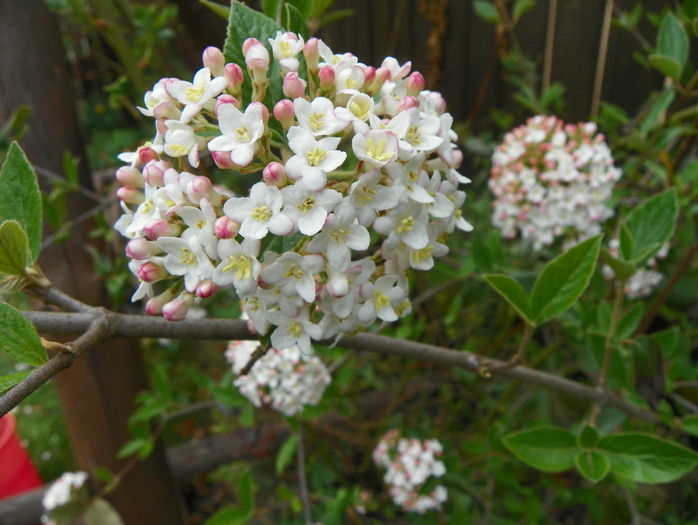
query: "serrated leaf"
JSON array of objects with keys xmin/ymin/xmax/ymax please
[
  {"xmin": 577, "ymin": 425, "xmax": 600, "ymax": 448},
  {"xmin": 617, "ymin": 303, "xmax": 644, "ymax": 339},
  {"xmin": 0, "ymin": 142, "xmax": 42, "ymax": 262},
  {"xmin": 530, "ymin": 236, "xmax": 602, "ymax": 323},
  {"xmin": 0, "ymin": 302, "xmax": 47, "ymax": 366},
  {"xmin": 652, "ymin": 12, "xmax": 689, "ymax": 79},
  {"xmin": 575, "ymin": 450, "xmax": 610, "ymax": 483},
  {"xmin": 275, "ymin": 433, "xmax": 299, "ymax": 473},
  {"xmin": 619, "ymin": 189, "xmax": 678, "ymax": 265},
  {"xmin": 502, "ymin": 426, "xmax": 579, "ymax": 472},
  {"xmin": 483, "ymin": 274, "xmax": 534, "ymax": 325},
  {"xmin": 681, "ymin": 415, "xmax": 698, "ymax": 437},
  {"xmin": 0, "ymin": 220, "xmax": 30, "ymax": 276},
  {"xmin": 473, "ymin": 0, "xmax": 499, "ymax": 24},
  {"xmin": 283, "ymin": 3, "xmax": 308, "ymax": 38},
  {"xmin": 0, "ymin": 371, "xmax": 30, "ymax": 393},
  {"xmin": 200, "ymin": 0, "xmax": 229, "ymax": 19},
  {"xmin": 599, "ymin": 432, "xmax": 698, "ymax": 483}
]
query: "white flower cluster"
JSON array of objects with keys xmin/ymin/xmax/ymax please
[
  {"xmin": 372, "ymin": 430, "xmax": 447, "ymax": 513},
  {"xmin": 41, "ymin": 471, "xmax": 88, "ymax": 515},
  {"xmin": 490, "ymin": 115, "xmax": 621, "ymax": 249},
  {"xmin": 225, "ymin": 339, "xmax": 330, "ymax": 416},
  {"xmin": 113, "ymin": 32, "xmax": 471, "ymax": 349},
  {"xmin": 602, "ymin": 239, "xmax": 668, "ymax": 299}
]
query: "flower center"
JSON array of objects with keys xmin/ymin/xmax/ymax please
[
  {"xmin": 168, "ymin": 144, "xmax": 189, "ymax": 156},
  {"xmin": 235, "ymin": 126, "xmax": 251, "ymax": 143},
  {"xmin": 355, "ymin": 185, "xmax": 376, "ymax": 205},
  {"xmin": 251, "ymin": 205, "xmax": 272, "ymax": 221},
  {"xmin": 288, "ymin": 321, "xmax": 303, "ymax": 337},
  {"xmin": 396, "ymin": 216, "xmax": 414, "ymax": 233},
  {"xmin": 410, "ymin": 245, "xmax": 433, "ymax": 264},
  {"xmin": 278, "ymin": 40, "xmax": 293, "ymax": 57},
  {"xmin": 196, "ymin": 220, "xmax": 207, "ymax": 229},
  {"xmin": 305, "ymin": 146, "xmax": 327, "ymax": 167},
  {"xmin": 349, "ymin": 99, "xmax": 370, "ymax": 120},
  {"xmin": 285, "ymin": 265, "xmax": 305, "ymax": 280},
  {"xmin": 222, "ymin": 255, "xmax": 252, "ymax": 280},
  {"xmin": 296, "ymin": 196, "xmax": 315, "ymax": 213},
  {"xmin": 330, "ymin": 228, "xmax": 349, "ymax": 243},
  {"xmin": 179, "ymin": 247, "xmax": 195, "ymax": 265},
  {"xmin": 406, "ymin": 125, "xmax": 421, "ymax": 146},
  {"xmin": 366, "ymin": 138, "xmax": 393, "ymax": 162},
  {"xmin": 308, "ymin": 112, "xmax": 325, "ymax": 132},
  {"xmin": 373, "ymin": 291, "xmax": 390, "ymax": 310},
  {"xmin": 185, "ymin": 85, "xmax": 206, "ymax": 102}
]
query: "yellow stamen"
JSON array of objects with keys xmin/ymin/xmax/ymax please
[
  {"xmin": 222, "ymin": 255, "xmax": 252, "ymax": 280},
  {"xmin": 251, "ymin": 205, "xmax": 272, "ymax": 221},
  {"xmin": 235, "ymin": 127, "xmax": 251, "ymax": 143},
  {"xmin": 296, "ymin": 196, "xmax": 315, "ymax": 213},
  {"xmin": 406, "ymin": 125, "xmax": 421, "ymax": 146},
  {"xmin": 185, "ymin": 85, "xmax": 206, "ymax": 102},
  {"xmin": 288, "ymin": 321, "xmax": 303, "ymax": 337},
  {"xmin": 373, "ymin": 291, "xmax": 390, "ymax": 310},
  {"xmin": 308, "ymin": 112, "xmax": 325, "ymax": 132},
  {"xmin": 330, "ymin": 228, "xmax": 349, "ymax": 243},
  {"xmin": 179, "ymin": 247, "xmax": 195, "ymax": 265},
  {"xmin": 366, "ymin": 138, "xmax": 393, "ymax": 162},
  {"xmin": 355, "ymin": 186, "xmax": 376, "ymax": 205},
  {"xmin": 168, "ymin": 144, "xmax": 189, "ymax": 156},
  {"xmin": 285, "ymin": 265, "xmax": 305, "ymax": 280},
  {"xmin": 305, "ymin": 146, "xmax": 327, "ymax": 167},
  {"xmin": 410, "ymin": 245, "xmax": 433, "ymax": 265},
  {"xmin": 396, "ymin": 216, "xmax": 414, "ymax": 233}
]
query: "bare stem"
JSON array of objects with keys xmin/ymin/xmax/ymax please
[
  {"xmin": 591, "ymin": 0, "xmax": 614, "ymax": 117},
  {"xmin": 296, "ymin": 426, "xmax": 313, "ymax": 524}
]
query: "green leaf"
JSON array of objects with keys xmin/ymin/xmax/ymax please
[
  {"xmin": 649, "ymin": 12, "xmax": 689, "ymax": 79},
  {"xmin": 275, "ymin": 433, "xmax": 299, "ymax": 474},
  {"xmin": 577, "ymin": 425, "xmax": 600, "ymax": 448},
  {"xmin": 502, "ymin": 426, "xmax": 579, "ymax": 472},
  {"xmin": 83, "ymin": 498, "xmax": 125, "ymax": 525},
  {"xmin": 530, "ymin": 236, "xmax": 602, "ymax": 323},
  {"xmin": 483, "ymin": 274, "xmax": 534, "ymax": 324},
  {"xmin": 237, "ymin": 468, "xmax": 255, "ymax": 511},
  {"xmin": 599, "ymin": 432, "xmax": 698, "ymax": 483},
  {"xmin": 0, "ymin": 142, "xmax": 42, "ymax": 262},
  {"xmin": 287, "ymin": 0, "xmax": 313, "ymax": 18},
  {"xmin": 639, "ymin": 90, "xmax": 675, "ymax": 132},
  {"xmin": 283, "ymin": 2, "xmax": 308, "ymax": 38},
  {"xmin": 0, "ymin": 302, "xmax": 47, "ymax": 366},
  {"xmin": 619, "ymin": 189, "xmax": 678, "ymax": 265},
  {"xmin": 681, "ymin": 415, "xmax": 698, "ymax": 437},
  {"xmin": 204, "ymin": 506, "xmax": 253, "ymax": 525},
  {"xmin": 600, "ymin": 248, "xmax": 637, "ymax": 282},
  {"xmin": 116, "ymin": 438, "xmax": 150, "ymax": 459},
  {"xmin": 261, "ymin": 0, "xmax": 283, "ymax": 21},
  {"xmin": 512, "ymin": 0, "xmax": 535, "ymax": 23},
  {"xmin": 575, "ymin": 450, "xmax": 610, "ymax": 483},
  {"xmin": 0, "ymin": 220, "xmax": 30, "ymax": 276},
  {"xmin": 473, "ymin": 0, "xmax": 500, "ymax": 24},
  {"xmin": 0, "ymin": 370, "xmax": 30, "ymax": 393},
  {"xmin": 200, "ymin": 0, "xmax": 230, "ymax": 19},
  {"xmin": 616, "ymin": 303, "xmax": 644, "ymax": 339}
]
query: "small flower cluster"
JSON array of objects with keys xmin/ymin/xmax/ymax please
[
  {"xmin": 602, "ymin": 239, "xmax": 668, "ymax": 299},
  {"xmin": 114, "ymin": 32, "xmax": 471, "ymax": 349},
  {"xmin": 490, "ymin": 115, "xmax": 621, "ymax": 249},
  {"xmin": 225, "ymin": 339, "xmax": 330, "ymax": 416},
  {"xmin": 41, "ymin": 471, "xmax": 88, "ymax": 521},
  {"xmin": 372, "ymin": 430, "xmax": 447, "ymax": 513}
]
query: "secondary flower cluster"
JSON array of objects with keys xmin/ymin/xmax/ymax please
[
  {"xmin": 490, "ymin": 115, "xmax": 621, "ymax": 249},
  {"xmin": 41, "ymin": 471, "xmax": 88, "ymax": 522},
  {"xmin": 372, "ymin": 430, "xmax": 447, "ymax": 513},
  {"xmin": 114, "ymin": 31, "xmax": 471, "ymax": 349},
  {"xmin": 226, "ymin": 339, "xmax": 330, "ymax": 416},
  {"xmin": 602, "ymin": 239, "xmax": 668, "ymax": 299}
]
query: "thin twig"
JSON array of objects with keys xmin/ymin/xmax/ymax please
[
  {"xmin": 240, "ymin": 343, "xmax": 270, "ymax": 375},
  {"xmin": 33, "ymin": 165, "xmax": 104, "ymax": 203},
  {"xmin": 40, "ymin": 197, "xmax": 115, "ymax": 250},
  {"xmin": 591, "ymin": 0, "xmax": 614, "ymax": 117},
  {"xmin": 542, "ymin": 0, "xmax": 558, "ymax": 93},
  {"xmin": 296, "ymin": 426, "xmax": 313, "ymax": 525},
  {"xmin": 28, "ymin": 285, "xmax": 94, "ymax": 313}
]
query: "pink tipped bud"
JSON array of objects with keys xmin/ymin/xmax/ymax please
[
  {"xmin": 125, "ymin": 238, "xmax": 160, "ymax": 260},
  {"xmin": 152, "ymin": 100, "xmax": 180, "ymax": 120},
  {"xmin": 162, "ymin": 294, "xmax": 194, "ymax": 321},
  {"xmin": 282, "ymin": 72, "xmax": 307, "ymax": 99},
  {"xmin": 262, "ymin": 162, "xmax": 287, "ymax": 186},
  {"xmin": 273, "ymin": 99, "xmax": 295, "ymax": 128},
  {"xmin": 224, "ymin": 63, "xmax": 245, "ymax": 93},
  {"xmin": 303, "ymin": 38, "xmax": 320, "ymax": 71},
  {"xmin": 242, "ymin": 37, "xmax": 261, "ymax": 55},
  {"xmin": 138, "ymin": 146, "xmax": 159, "ymax": 164},
  {"xmin": 452, "ymin": 149, "xmax": 463, "ymax": 168},
  {"xmin": 397, "ymin": 96, "xmax": 419, "ymax": 112},
  {"xmin": 406, "ymin": 71, "xmax": 425, "ymax": 96},
  {"xmin": 137, "ymin": 261, "xmax": 166, "ymax": 282},
  {"xmin": 116, "ymin": 186, "xmax": 144, "ymax": 205},
  {"xmin": 363, "ymin": 66, "xmax": 376, "ymax": 86},
  {"xmin": 145, "ymin": 287, "xmax": 177, "ymax": 315},
  {"xmin": 211, "ymin": 151, "xmax": 235, "ymax": 169},
  {"xmin": 116, "ymin": 166, "xmax": 144, "ymax": 188},
  {"xmin": 371, "ymin": 67, "xmax": 391, "ymax": 93},
  {"xmin": 243, "ymin": 39, "xmax": 270, "ymax": 73},
  {"xmin": 249, "ymin": 101, "xmax": 269, "ymax": 122},
  {"xmin": 187, "ymin": 176, "xmax": 212, "ymax": 201},
  {"xmin": 246, "ymin": 319, "xmax": 258, "ymax": 335},
  {"xmin": 196, "ymin": 280, "xmax": 218, "ymax": 298},
  {"xmin": 202, "ymin": 46, "xmax": 225, "ymax": 76},
  {"xmin": 318, "ymin": 65, "xmax": 335, "ymax": 88},
  {"xmin": 214, "ymin": 216, "xmax": 239, "ymax": 239},
  {"xmin": 434, "ymin": 95, "xmax": 447, "ymax": 114},
  {"xmin": 144, "ymin": 218, "xmax": 180, "ymax": 240},
  {"xmin": 215, "ymin": 94, "xmax": 240, "ymax": 114},
  {"xmin": 142, "ymin": 160, "xmax": 168, "ymax": 186}
]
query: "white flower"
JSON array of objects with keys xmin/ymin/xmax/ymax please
[
  {"xmin": 42, "ymin": 471, "xmax": 88, "ymax": 512},
  {"xmin": 268, "ymin": 307, "xmax": 323, "ymax": 354},
  {"xmin": 334, "ymin": 93, "xmax": 374, "ymax": 133},
  {"xmin": 223, "ymin": 182, "xmax": 294, "ymax": 239},
  {"xmin": 359, "ymin": 275, "xmax": 407, "ymax": 323},
  {"xmin": 208, "ymin": 103, "xmax": 266, "ymax": 167},
  {"xmin": 261, "ymin": 252, "xmax": 323, "ymax": 303},
  {"xmin": 352, "ymin": 129, "xmax": 399, "ymax": 168},
  {"xmin": 374, "ymin": 202, "xmax": 430, "ymax": 250},
  {"xmin": 177, "ymin": 198, "xmax": 218, "ymax": 258},
  {"xmin": 293, "ymin": 97, "xmax": 348, "ymax": 136},
  {"xmin": 212, "ymin": 238, "xmax": 261, "ymax": 296},
  {"xmin": 308, "ymin": 206, "xmax": 370, "ymax": 271},
  {"xmin": 158, "ymin": 235, "xmax": 214, "ymax": 292},
  {"xmin": 399, "ymin": 108, "xmax": 443, "ymax": 157},
  {"xmin": 285, "ymin": 126, "xmax": 347, "ymax": 191},
  {"xmin": 164, "ymin": 120, "xmax": 201, "ymax": 168},
  {"xmin": 281, "ymin": 182, "xmax": 342, "ymax": 235},
  {"xmin": 167, "ymin": 67, "xmax": 227, "ymax": 123},
  {"xmin": 345, "ymin": 169, "xmax": 401, "ymax": 226},
  {"xmin": 268, "ymin": 31, "xmax": 305, "ymax": 72}
]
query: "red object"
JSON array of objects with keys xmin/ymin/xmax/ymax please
[{"xmin": 0, "ymin": 414, "xmax": 43, "ymax": 499}]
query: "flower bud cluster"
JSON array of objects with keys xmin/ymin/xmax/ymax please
[
  {"xmin": 114, "ymin": 32, "xmax": 471, "ymax": 348},
  {"xmin": 602, "ymin": 239, "xmax": 668, "ymax": 299},
  {"xmin": 490, "ymin": 115, "xmax": 621, "ymax": 249},
  {"xmin": 41, "ymin": 471, "xmax": 88, "ymax": 517},
  {"xmin": 225, "ymin": 339, "xmax": 330, "ymax": 416},
  {"xmin": 372, "ymin": 430, "xmax": 447, "ymax": 513}
]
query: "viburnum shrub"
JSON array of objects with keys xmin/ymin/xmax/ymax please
[
  {"xmin": 489, "ymin": 115, "xmax": 621, "ymax": 249},
  {"xmin": 113, "ymin": 29, "xmax": 472, "ymax": 351}
]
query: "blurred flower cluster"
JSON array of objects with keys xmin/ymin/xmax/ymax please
[
  {"xmin": 41, "ymin": 471, "xmax": 88, "ymax": 523},
  {"xmin": 490, "ymin": 115, "xmax": 621, "ymax": 249},
  {"xmin": 603, "ymin": 239, "xmax": 668, "ymax": 299},
  {"xmin": 373, "ymin": 429, "xmax": 447, "ymax": 513}
]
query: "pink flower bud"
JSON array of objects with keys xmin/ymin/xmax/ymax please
[
  {"xmin": 249, "ymin": 101, "xmax": 269, "ymax": 122},
  {"xmin": 116, "ymin": 186, "xmax": 144, "ymax": 205},
  {"xmin": 137, "ymin": 261, "xmax": 166, "ymax": 282},
  {"xmin": 326, "ymin": 272, "xmax": 349, "ymax": 297},
  {"xmin": 214, "ymin": 216, "xmax": 239, "ymax": 239},
  {"xmin": 116, "ymin": 166, "xmax": 144, "ymax": 188},
  {"xmin": 406, "ymin": 71, "xmax": 425, "ymax": 96},
  {"xmin": 215, "ymin": 94, "xmax": 240, "ymax": 114},
  {"xmin": 144, "ymin": 218, "xmax": 180, "ymax": 240},
  {"xmin": 397, "ymin": 96, "xmax": 419, "ymax": 112},
  {"xmin": 262, "ymin": 162, "xmax": 287, "ymax": 186},
  {"xmin": 152, "ymin": 100, "xmax": 180, "ymax": 120},
  {"xmin": 243, "ymin": 38, "xmax": 270, "ymax": 73},
  {"xmin": 196, "ymin": 280, "xmax": 218, "ymax": 298},
  {"xmin": 363, "ymin": 66, "xmax": 376, "ymax": 86},
  {"xmin": 452, "ymin": 149, "xmax": 463, "ymax": 168},
  {"xmin": 138, "ymin": 146, "xmax": 159, "ymax": 164},
  {"xmin": 273, "ymin": 99, "xmax": 295, "ymax": 128},
  {"xmin": 282, "ymin": 72, "xmax": 307, "ymax": 99},
  {"xmin": 303, "ymin": 38, "xmax": 320, "ymax": 71},
  {"xmin": 162, "ymin": 294, "xmax": 194, "ymax": 321},
  {"xmin": 433, "ymin": 94, "xmax": 447, "ymax": 114},
  {"xmin": 370, "ymin": 67, "xmax": 391, "ymax": 93},
  {"xmin": 242, "ymin": 37, "xmax": 260, "ymax": 55},
  {"xmin": 318, "ymin": 65, "xmax": 335, "ymax": 88},
  {"xmin": 142, "ymin": 161, "xmax": 167, "ymax": 186},
  {"xmin": 187, "ymin": 176, "xmax": 212, "ymax": 200},
  {"xmin": 202, "ymin": 46, "xmax": 225, "ymax": 76},
  {"xmin": 125, "ymin": 238, "xmax": 160, "ymax": 260},
  {"xmin": 224, "ymin": 63, "xmax": 245, "ymax": 93},
  {"xmin": 145, "ymin": 287, "xmax": 177, "ymax": 315},
  {"xmin": 211, "ymin": 151, "xmax": 235, "ymax": 169}
]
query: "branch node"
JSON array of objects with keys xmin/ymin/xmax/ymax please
[{"xmin": 40, "ymin": 337, "xmax": 75, "ymax": 355}]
